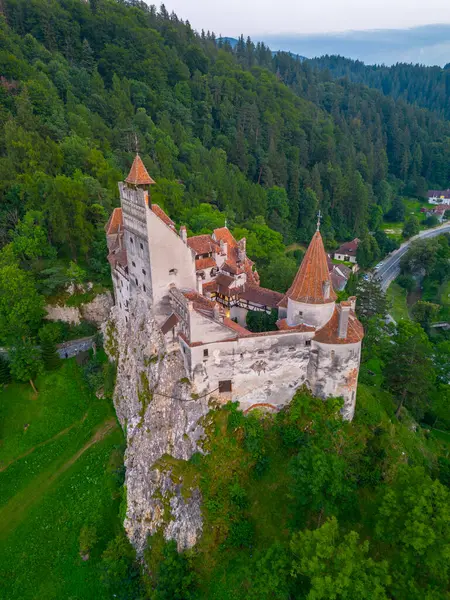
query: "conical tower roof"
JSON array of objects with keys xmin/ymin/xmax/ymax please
[
  {"xmin": 125, "ymin": 154, "xmax": 156, "ymax": 186},
  {"xmin": 286, "ymin": 231, "xmax": 336, "ymax": 304}
]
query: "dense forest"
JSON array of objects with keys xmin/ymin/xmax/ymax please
[
  {"xmin": 0, "ymin": 1, "xmax": 450, "ymax": 599},
  {"xmin": 307, "ymin": 55, "xmax": 450, "ymax": 121}
]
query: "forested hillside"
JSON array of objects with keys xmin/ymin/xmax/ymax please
[
  {"xmin": 306, "ymin": 55, "xmax": 450, "ymax": 121},
  {"xmin": 1, "ymin": 2, "xmax": 450, "ymax": 599}
]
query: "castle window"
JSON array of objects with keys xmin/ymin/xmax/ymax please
[
  {"xmin": 143, "ymin": 284, "xmax": 146, "ymax": 292},
  {"xmin": 119, "ymin": 302, "xmax": 122, "ymax": 309},
  {"xmin": 289, "ymin": 347, "xmax": 295, "ymax": 351},
  {"xmin": 305, "ymin": 340, "xmax": 311, "ymax": 347},
  {"xmin": 140, "ymin": 243, "xmax": 143, "ymax": 250},
  {"xmin": 169, "ymin": 268, "xmax": 178, "ymax": 275},
  {"xmin": 142, "ymin": 269, "xmax": 146, "ymax": 275},
  {"xmin": 219, "ymin": 380, "xmax": 232, "ymax": 393},
  {"xmin": 257, "ymin": 350, "xmax": 264, "ymax": 355},
  {"xmin": 135, "ymin": 278, "xmax": 138, "ymax": 286},
  {"xmin": 132, "ymin": 261, "xmax": 136, "ymax": 267},
  {"xmin": 298, "ymin": 311, "xmax": 303, "ymax": 317},
  {"xmin": 203, "ymin": 349, "xmax": 209, "ymax": 358},
  {"xmin": 130, "ymin": 237, "xmax": 134, "ymax": 244}
]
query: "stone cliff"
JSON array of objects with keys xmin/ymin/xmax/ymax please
[{"xmin": 104, "ymin": 293, "xmax": 210, "ymax": 555}]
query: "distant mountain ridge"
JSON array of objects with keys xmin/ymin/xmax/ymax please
[{"xmin": 258, "ymin": 24, "xmax": 450, "ymax": 67}]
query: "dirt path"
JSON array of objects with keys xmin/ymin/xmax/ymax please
[
  {"xmin": 0, "ymin": 412, "xmax": 88, "ymax": 474},
  {"xmin": 0, "ymin": 418, "xmax": 117, "ymax": 539}
]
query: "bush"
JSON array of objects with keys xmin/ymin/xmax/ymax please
[
  {"xmin": 227, "ymin": 518, "xmax": 255, "ymax": 548},
  {"xmin": 79, "ymin": 524, "xmax": 97, "ymax": 556}
]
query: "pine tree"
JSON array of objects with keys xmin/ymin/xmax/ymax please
[{"xmin": 39, "ymin": 326, "xmax": 61, "ymax": 371}]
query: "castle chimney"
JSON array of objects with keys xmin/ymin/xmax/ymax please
[
  {"xmin": 238, "ymin": 237, "xmax": 246, "ymax": 263},
  {"xmin": 180, "ymin": 225, "xmax": 187, "ymax": 243},
  {"xmin": 348, "ymin": 296, "xmax": 356, "ymax": 311},
  {"xmin": 322, "ymin": 280, "xmax": 331, "ymax": 300},
  {"xmin": 196, "ymin": 276, "xmax": 203, "ymax": 294},
  {"xmin": 338, "ymin": 302, "xmax": 351, "ymax": 339}
]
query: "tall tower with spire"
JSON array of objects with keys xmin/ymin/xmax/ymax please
[
  {"xmin": 285, "ymin": 230, "xmax": 337, "ymax": 328},
  {"xmin": 280, "ymin": 225, "xmax": 364, "ymax": 420},
  {"xmin": 117, "ymin": 154, "xmax": 196, "ymax": 320}
]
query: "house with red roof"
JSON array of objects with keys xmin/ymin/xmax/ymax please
[{"xmin": 106, "ymin": 155, "xmax": 363, "ymax": 420}]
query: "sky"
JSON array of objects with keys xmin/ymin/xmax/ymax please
[{"xmin": 161, "ymin": 0, "xmax": 450, "ymax": 36}]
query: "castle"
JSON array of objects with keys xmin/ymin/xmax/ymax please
[{"xmin": 106, "ymin": 155, "xmax": 364, "ymax": 420}]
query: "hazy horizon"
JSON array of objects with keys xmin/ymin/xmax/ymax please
[{"xmin": 162, "ymin": 0, "xmax": 450, "ymax": 36}]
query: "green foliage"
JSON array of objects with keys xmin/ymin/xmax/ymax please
[
  {"xmin": 39, "ymin": 323, "xmax": 61, "ymax": 371},
  {"xmin": 0, "ymin": 264, "xmax": 44, "ymax": 343},
  {"xmin": 411, "ymin": 300, "xmax": 440, "ymax": 330},
  {"xmin": 0, "ymin": 354, "xmax": 11, "ymax": 385},
  {"xmin": 246, "ymin": 309, "xmax": 278, "ymax": 332},
  {"xmin": 259, "ymin": 254, "xmax": 298, "ymax": 292},
  {"xmin": 375, "ymin": 465, "xmax": 450, "ymax": 596},
  {"xmin": 402, "ymin": 215, "xmax": 421, "ymax": 238},
  {"xmin": 79, "ymin": 523, "xmax": 98, "ymax": 556},
  {"xmin": 291, "ymin": 517, "xmax": 390, "ymax": 599},
  {"xmin": 386, "ymin": 196, "xmax": 406, "ymax": 222},
  {"xmin": 356, "ymin": 278, "xmax": 389, "ymax": 321},
  {"xmin": 385, "ymin": 320, "xmax": 436, "ymax": 419},
  {"xmin": 151, "ymin": 540, "xmax": 198, "ymax": 600},
  {"xmin": 101, "ymin": 532, "xmax": 144, "ymax": 600},
  {"xmin": 8, "ymin": 338, "xmax": 43, "ymax": 387}
]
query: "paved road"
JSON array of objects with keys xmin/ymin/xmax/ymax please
[
  {"xmin": 57, "ymin": 336, "xmax": 95, "ymax": 359},
  {"xmin": 374, "ymin": 222, "xmax": 450, "ymax": 290}
]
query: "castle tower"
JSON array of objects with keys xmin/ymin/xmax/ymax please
[
  {"xmin": 119, "ymin": 154, "xmax": 155, "ymax": 299},
  {"xmin": 286, "ymin": 230, "xmax": 336, "ymax": 328}
]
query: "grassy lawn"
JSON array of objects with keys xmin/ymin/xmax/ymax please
[
  {"xmin": 387, "ymin": 282, "xmax": 410, "ymax": 322},
  {"xmin": 0, "ymin": 360, "xmax": 124, "ymax": 600},
  {"xmin": 382, "ymin": 197, "xmax": 428, "ymax": 238},
  {"xmin": 439, "ymin": 280, "xmax": 450, "ymax": 307}
]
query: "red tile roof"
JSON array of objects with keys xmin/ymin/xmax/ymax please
[
  {"xmin": 125, "ymin": 154, "xmax": 156, "ymax": 186},
  {"xmin": 213, "ymin": 227, "xmax": 236, "ymax": 248},
  {"xmin": 334, "ymin": 238, "xmax": 360, "ymax": 256},
  {"xmin": 188, "ymin": 235, "xmax": 220, "ymax": 255},
  {"xmin": 276, "ymin": 318, "xmax": 315, "ymax": 332},
  {"xmin": 151, "ymin": 204, "xmax": 175, "ymax": 229},
  {"xmin": 213, "ymin": 227, "xmax": 257, "ymax": 279},
  {"xmin": 313, "ymin": 305, "xmax": 364, "ymax": 344},
  {"xmin": 287, "ymin": 231, "xmax": 337, "ymax": 305},
  {"xmin": 195, "ymin": 257, "xmax": 216, "ymax": 270},
  {"xmin": 238, "ymin": 284, "xmax": 283, "ymax": 308},
  {"xmin": 105, "ymin": 207, "xmax": 123, "ymax": 235},
  {"xmin": 223, "ymin": 318, "xmax": 250, "ymax": 335}
]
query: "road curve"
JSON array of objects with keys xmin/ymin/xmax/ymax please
[{"xmin": 373, "ymin": 222, "xmax": 450, "ymax": 291}]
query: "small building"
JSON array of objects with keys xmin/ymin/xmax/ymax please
[
  {"xmin": 427, "ymin": 189, "xmax": 450, "ymax": 205},
  {"xmin": 424, "ymin": 204, "xmax": 450, "ymax": 222},
  {"xmin": 333, "ymin": 239, "xmax": 360, "ymax": 264}
]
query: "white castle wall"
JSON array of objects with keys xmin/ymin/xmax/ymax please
[
  {"xmin": 307, "ymin": 340, "xmax": 361, "ymax": 420},
  {"xmin": 287, "ymin": 298, "xmax": 335, "ymax": 328},
  {"xmin": 188, "ymin": 330, "xmax": 314, "ymax": 410},
  {"xmin": 146, "ymin": 209, "xmax": 196, "ymax": 319}
]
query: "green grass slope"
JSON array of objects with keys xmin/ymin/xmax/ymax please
[{"xmin": 0, "ymin": 360, "xmax": 124, "ymax": 600}]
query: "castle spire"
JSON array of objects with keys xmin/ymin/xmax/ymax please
[
  {"xmin": 286, "ymin": 230, "xmax": 336, "ymax": 305},
  {"xmin": 125, "ymin": 154, "xmax": 156, "ymax": 186}
]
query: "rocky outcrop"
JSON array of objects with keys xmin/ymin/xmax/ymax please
[
  {"xmin": 104, "ymin": 293, "xmax": 210, "ymax": 555},
  {"xmin": 80, "ymin": 292, "xmax": 114, "ymax": 324},
  {"xmin": 45, "ymin": 292, "xmax": 113, "ymax": 326}
]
